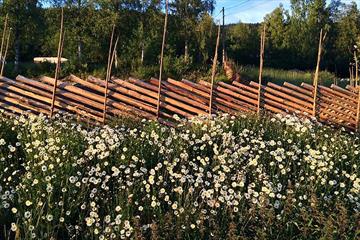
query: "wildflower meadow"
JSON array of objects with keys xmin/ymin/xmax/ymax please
[{"xmin": 0, "ymin": 112, "xmax": 359, "ymax": 239}]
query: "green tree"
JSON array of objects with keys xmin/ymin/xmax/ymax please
[
  {"xmin": 227, "ymin": 22, "xmax": 259, "ymax": 66},
  {"xmin": 41, "ymin": 3, "xmax": 116, "ymax": 68},
  {"xmin": 169, "ymin": 0, "xmax": 215, "ymax": 62},
  {"xmin": 333, "ymin": 2, "xmax": 360, "ymax": 72},
  {"xmin": 263, "ymin": 5, "xmax": 290, "ymax": 68},
  {"xmin": 1, "ymin": 0, "xmax": 44, "ymax": 71},
  {"xmin": 195, "ymin": 12, "xmax": 215, "ymax": 63}
]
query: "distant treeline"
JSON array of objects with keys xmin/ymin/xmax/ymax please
[
  {"xmin": 0, "ymin": 0, "xmax": 359, "ymax": 78},
  {"xmin": 228, "ymin": 0, "xmax": 360, "ymax": 76}
]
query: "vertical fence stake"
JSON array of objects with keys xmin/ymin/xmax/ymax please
[
  {"xmin": 103, "ymin": 37, "xmax": 118, "ymax": 124},
  {"xmin": 156, "ymin": 0, "xmax": 168, "ymax": 119},
  {"xmin": 352, "ymin": 66, "xmax": 354, "ymax": 86},
  {"xmin": 209, "ymin": 23, "xmax": 221, "ymax": 117},
  {"xmin": 0, "ymin": 28, "xmax": 11, "ymax": 76},
  {"xmin": 353, "ymin": 65, "xmax": 356, "ymax": 87},
  {"xmin": 257, "ymin": 25, "xmax": 266, "ymax": 114},
  {"xmin": 50, "ymin": 8, "xmax": 65, "ymax": 118},
  {"xmin": 103, "ymin": 25, "xmax": 116, "ymax": 124},
  {"xmin": 312, "ymin": 29, "xmax": 326, "ymax": 117},
  {"xmin": 354, "ymin": 50, "xmax": 358, "ymax": 87},
  {"xmin": 221, "ymin": 7, "xmax": 225, "ymax": 64},
  {"xmin": 356, "ymin": 87, "xmax": 360, "ymax": 131},
  {"xmin": 0, "ymin": 14, "xmax": 8, "ymax": 75}
]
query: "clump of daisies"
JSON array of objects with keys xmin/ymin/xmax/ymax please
[{"xmin": 0, "ymin": 112, "xmax": 359, "ymax": 239}]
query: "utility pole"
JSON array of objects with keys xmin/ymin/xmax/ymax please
[{"xmin": 221, "ymin": 7, "xmax": 225, "ymax": 64}]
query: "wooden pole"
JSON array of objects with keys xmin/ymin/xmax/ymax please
[
  {"xmin": 103, "ymin": 34, "xmax": 119, "ymax": 124},
  {"xmin": 356, "ymin": 88, "xmax": 360, "ymax": 131},
  {"xmin": 0, "ymin": 14, "xmax": 8, "ymax": 74},
  {"xmin": 356, "ymin": 87, "xmax": 360, "ymax": 131},
  {"xmin": 209, "ymin": 23, "xmax": 221, "ymax": 116},
  {"xmin": 50, "ymin": 8, "xmax": 64, "ymax": 118},
  {"xmin": 0, "ymin": 28, "xmax": 11, "ymax": 76},
  {"xmin": 106, "ymin": 26, "xmax": 115, "ymax": 82},
  {"xmin": 352, "ymin": 65, "xmax": 355, "ymax": 87},
  {"xmin": 312, "ymin": 29, "xmax": 325, "ymax": 117},
  {"xmin": 354, "ymin": 50, "xmax": 358, "ymax": 87},
  {"xmin": 156, "ymin": 0, "xmax": 168, "ymax": 119},
  {"xmin": 257, "ymin": 25, "xmax": 266, "ymax": 114},
  {"xmin": 221, "ymin": 7, "xmax": 225, "ymax": 64},
  {"xmin": 102, "ymin": 25, "xmax": 115, "ymax": 123},
  {"xmin": 349, "ymin": 65, "xmax": 353, "ymax": 87}
]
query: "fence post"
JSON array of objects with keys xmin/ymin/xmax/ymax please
[
  {"xmin": 354, "ymin": 50, "xmax": 358, "ymax": 87},
  {"xmin": 103, "ymin": 25, "xmax": 118, "ymax": 124},
  {"xmin": 0, "ymin": 14, "xmax": 8, "ymax": 76},
  {"xmin": 312, "ymin": 29, "xmax": 326, "ymax": 117},
  {"xmin": 356, "ymin": 87, "xmax": 360, "ymax": 131},
  {"xmin": 0, "ymin": 28, "xmax": 11, "ymax": 76},
  {"xmin": 50, "ymin": 8, "xmax": 65, "ymax": 118},
  {"xmin": 209, "ymin": 23, "xmax": 221, "ymax": 117},
  {"xmin": 103, "ymin": 38, "xmax": 118, "ymax": 124},
  {"xmin": 156, "ymin": 0, "xmax": 168, "ymax": 119},
  {"xmin": 257, "ymin": 25, "xmax": 266, "ymax": 114}
]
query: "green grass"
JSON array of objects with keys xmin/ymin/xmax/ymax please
[{"xmin": 233, "ymin": 65, "xmax": 340, "ymax": 87}]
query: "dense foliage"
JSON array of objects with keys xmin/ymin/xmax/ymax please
[
  {"xmin": 228, "ymin": 0, "xmax": 360, "ymax": 75},
  {"xmin": 0, "ymin": 0, "xmax": 217, "ymax": 79},
  {"xmin": 0, "ymin": 112, "xmax": 359, "ymax": 239}
]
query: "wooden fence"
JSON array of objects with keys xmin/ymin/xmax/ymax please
[{"xmin": 0, "ymin": 73, "xmax": 359, "ymax": 131}]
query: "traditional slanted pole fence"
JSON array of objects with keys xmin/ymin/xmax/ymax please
[{"xmin": 0, "ymin": 9, "xmax": 360, "ymax": 132}]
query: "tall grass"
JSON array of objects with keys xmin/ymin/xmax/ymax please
[{"xmin": 234, "ymin": 65, "xmax": 339, "ymax": 86}]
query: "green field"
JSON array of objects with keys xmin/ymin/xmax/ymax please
[{"xmin": 231, "ymin": 65, "xmax": 341, "ymax": 87}]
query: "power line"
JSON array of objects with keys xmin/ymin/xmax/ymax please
[
  {"xmin": 226, "ymin": 0, "xmax": 270, "ymax": 19},
  {"xmin": 214, "ymin": 10, "xmax": 222, "ymax": 19},
  {"xmin": 225, "ymin": 0, "xmax": 252, "ymax": 11},
  {"xmin": 213, "ymin": 0, "xmax": 253, "ymax": 21},
  {"xmin": 225, "ymin": 0, "xmax": 263, "ymax": 16}
]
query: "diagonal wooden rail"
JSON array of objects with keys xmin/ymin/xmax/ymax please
[{"xmin": 0, "ymin": 69, "xmax": 359, "ymax": 131}]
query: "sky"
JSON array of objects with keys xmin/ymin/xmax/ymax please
[{"xmin": 214, "ymin": 0, "xmax": 360, "ymax": 24}]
